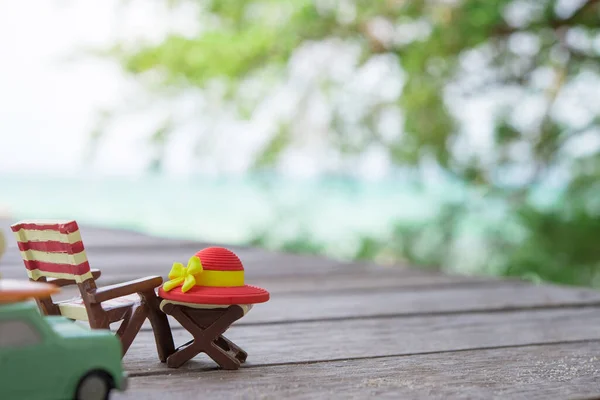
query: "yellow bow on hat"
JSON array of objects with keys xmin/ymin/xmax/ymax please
[{"xmin": 163, "ymin": 256, "xmax": 203, "ymax": 293}]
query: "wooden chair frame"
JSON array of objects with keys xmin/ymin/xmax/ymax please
[{"xmin": 36, "ymin": 273, "xmax": 175, "ymax": 360}]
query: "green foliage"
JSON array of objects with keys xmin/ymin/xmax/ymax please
[
  {"xmin": 110, "ymin": 0, "xmax": 600, "ymax": 287},
  {"xmin": 503, "ymin": 202, "xmax": 600, "ymax": 285}
]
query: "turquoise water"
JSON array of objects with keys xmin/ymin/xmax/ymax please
[
  {"xmin": 1, "ymin": 173, "xmax": 564, "ymax": 275},
  {"xmin": 0, "ymin": 173, "xmax": 458, "ymax": 256}
]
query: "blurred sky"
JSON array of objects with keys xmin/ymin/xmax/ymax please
[
  {"xmin": 0, "ymin": 0, "xmax": 201, "ymax": 177},
  {"xmin": 1, "ymin": 0, "xmax": 599, "ymax": 184},
  {"xmin": 0, "ymin": 0, "xmax": 488, "ymax": 181}
]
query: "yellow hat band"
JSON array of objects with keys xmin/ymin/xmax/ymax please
[
  {"xmin": 162, "ymin": 256, "xmax": 246, "ymax": 293},
  {"xmin": 193, "ymin": 270, "xmax": 245, "ymax": 287}
]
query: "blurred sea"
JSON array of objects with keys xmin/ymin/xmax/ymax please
[
  {"xmin": 0, "ymin": 173, "xmax": 458, "ymax": 252},
  {"xmin": 0, "ymin": 173, "xmax": 565, "ymax": 277}
]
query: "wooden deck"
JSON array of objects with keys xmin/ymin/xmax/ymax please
[{"xmin": 2, "ymin": 221, "xmax": 600, "ymax": 399}]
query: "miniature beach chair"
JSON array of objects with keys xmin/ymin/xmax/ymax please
[
  {"xmin": 10, "ymin": 220, "xmax": 175, "ymax": 359},
  {"xmin": 159, "ymin": 247, "xmax": 269, "ymax": 369}
]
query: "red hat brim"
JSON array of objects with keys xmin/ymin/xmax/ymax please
[{"xmin": 159, "ymin": 284, "xmax": 270, "ymax": 305}]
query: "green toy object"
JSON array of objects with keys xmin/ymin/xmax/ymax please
[{"xmin": 0, "ymin": 300, "xmax": 127, "ymax": 400}]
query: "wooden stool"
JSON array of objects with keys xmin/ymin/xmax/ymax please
[{"xmin": 160, "ymin": 301, "xmax": 250, "ymax": 370}]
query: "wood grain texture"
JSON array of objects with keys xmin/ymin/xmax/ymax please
[
  {"xmin": 5, "ymin": 219, "xmax": 600, "ymax": 398},
  {"xmin": 124, "ymin": 307, "xmax": 600, "ymax": 374},
  {"xmin": 114, "ymin": 341, "xmax": 600, "ymax": 400},
  {"xmin": 49, "ymin": 280, "xmax": 600, "ymax": 332},
  {"xmin": 232, "ymin": 283, "xmax": 600, "ymax": 324},
  {"xmin": 51, "ymin": 278, "xmax": 600, "ymax": 337},
  {"xmin": 131, "ymin": 282, "xmax": 600, "ymax": 330},
  {"xmin": 250, "ymin": 269, "xmax": 501, "ymax": 294}
]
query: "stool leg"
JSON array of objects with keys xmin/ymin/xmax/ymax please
[
  {"xmin": 167, "ymin": 341, "xmax": 203, "ymax": 368},
  {"xmin": 215, "ymin": 335, "xmax": 247, "ymax": 363},
  {"xmin": 205, "ymin": 342, "xmax": 241, "ymax": 370},
  {"xmin": 165, "ymin": 306, "xmax": 206, "ymax": 368}
]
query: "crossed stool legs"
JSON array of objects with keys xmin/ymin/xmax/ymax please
[{"xmin": 160, "ymin": 302, "xmax": 248, "ymax": 370}]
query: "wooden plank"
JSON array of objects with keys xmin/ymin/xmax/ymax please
[
  {"xmin": 131, "ymin": 283, "xmax": 600, "ymax": 330},
  {"xmin": 123, "ymin": 307, "xmax": 600, "ymax": 374},
  {"xmin": 249, "ymin": 270, "xmax": 501, "ymax": 294},
  {"xmin": 203, "ymin": 284, "xmax": 600, "ymax": 324},
  {"xmin": 31, "ymin": 280, "xmax": 600, "ymax": 332},
  {"xmin": 114, "ymin": 341, "xmax": 600, "ymax": 399}
]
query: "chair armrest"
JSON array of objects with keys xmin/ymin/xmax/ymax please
[
  {"xmin": 46, "ymin": 269, "xmax": 101, "ymax": 287},
  {"xmin": 88, "ymin": 276, "xmax": 163, "ymax": 304}
]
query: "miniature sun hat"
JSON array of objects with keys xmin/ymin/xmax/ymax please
[{"xmin": 159, "ymin": 247, "xmax": 269, "ymax": 305}]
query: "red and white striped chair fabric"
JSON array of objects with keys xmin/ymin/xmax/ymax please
[
  {"xmin": 12, "ymin": 220, "xmax": 92, "ymax": 282},
  {"xmin": 11, "ymin": 220, "xmax": 140, "ymax": 321}
]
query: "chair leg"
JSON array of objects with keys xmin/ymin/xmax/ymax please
[
  {"xmin": 117, "ymin": 304, "xmax": 148, "ymax": 357},
  {"xmin": 87, "ymin": 304, "xmax": 111, "ymax": 330},
  {"xmin": 140, "ymin": 290, "xmax": 175, "ymax": 362},
  {"xmin": 29, "ymin": 278, "xmax": 61, "ymax": 316},
  {"xmin": 116, "ymin": 308, "xmax": 133, "ymax": 338}
]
